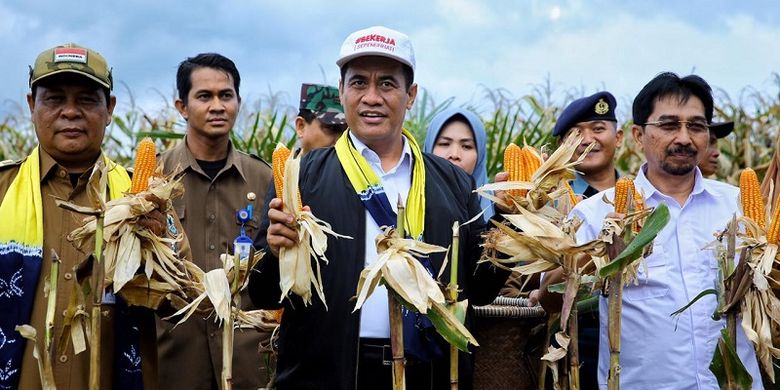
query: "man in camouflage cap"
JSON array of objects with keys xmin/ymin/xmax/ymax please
[{"xmin": 294, "ymin": 83, "xmax": 347, "ymax": 154}]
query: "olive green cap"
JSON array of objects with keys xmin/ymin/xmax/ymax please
[{"xmin": 29, "ymin": 43, "xmax": 112, "ymax": 90}]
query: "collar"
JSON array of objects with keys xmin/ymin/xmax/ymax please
[
  {"xmin": 634, "ymin": 164, "xmax": 709, "ymax": 201},
  {"xmin": 571, "ymin": 170, "xmax": 620, "ymax": 196},
  {"xmin": 348, "ymin": 131, "xmax": 412, "ymax": 175},
  {"xmin": 173, "ymin": 137, "xmax": 246, "ymax": 182},
  {"xmin": 38, "ymin": 147, "xmax": 102, "ymax": 183}
]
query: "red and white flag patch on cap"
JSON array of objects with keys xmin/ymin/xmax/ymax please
[{"xmin": 53, "ymin": 47, "xmax": 88, "ymax": 64}]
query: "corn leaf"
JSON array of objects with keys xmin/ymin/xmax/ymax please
[
  {"xmin": 427, "ymin": 300, "xmax": 478, "ymax": 352},
  {"xmin": 709, "ymin": 329, "xmax": 753, "ymax": 390},
  {"xmin": 600, "ymin": 203, "xmax": 670, "ymax": 278},
  {"xmin": 670, "ymin": 289, "xmax": 717, "ymax": 317}
]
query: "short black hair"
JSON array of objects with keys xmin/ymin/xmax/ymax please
[
  {"xmin": 339, "ymin": 61, "xmax": 414, "ymax": 91},
  {"xmin": 632, "ymin": 72, "xmax": 713, "ymax": 126},
  {"xmin": 176, "ymin": 53, "xmax": 240, "ymax": 103},
  {"xmin": 31, "ymin": 73, "xmax": 111, "ymax": 107},
  {"xmin": 298, "ymin": 109, "xmax": 317, "ymax": 124}
]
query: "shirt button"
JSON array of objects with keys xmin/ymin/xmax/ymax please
[
  {"xmin": 59, "ymin": 355, "xmax": 68, "ymax": 363},
  {"xmin": 58, "ymin": 169, "xmax": 67, "ymax": 178},
  {"xmin": 63, "ymin": 272, "xmax": 73, "ymax": 280},
  {"xmin": 209, "ymin": 214, "xmax": 216, "ymax": 222},
  {"xmin": 209, "ymin": 244, "xmax": 216, "ymax": 250},
  {"xmin": 62, "ymin": 309, "xmax": 68, "ymax": 316}
]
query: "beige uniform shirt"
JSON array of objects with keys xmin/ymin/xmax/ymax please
[
  {"xmin": 156, "ymin": 140, "xmax": 273, "ymax": 390},
  {"xmin": 0, "ymin": 148, "xmax": 158, "ymax": 390}
]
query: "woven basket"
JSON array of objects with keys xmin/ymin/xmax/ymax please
[{"xmin": 472, "ymin": 297, "xmax": 547, "ymax": 390}]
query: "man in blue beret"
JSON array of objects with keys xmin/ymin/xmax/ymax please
[{"xmin": 553, "ymin": 91, "xmax": 623, "ymax": 199}]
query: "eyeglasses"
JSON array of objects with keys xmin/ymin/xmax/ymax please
[{"xmin": 642, "ymin": 120, "xmax": 710, "ymax": 134}]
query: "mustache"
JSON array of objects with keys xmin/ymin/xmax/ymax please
[{"xmin": 666, "ymin": 145, "xmax": 696, "ymax": 156}]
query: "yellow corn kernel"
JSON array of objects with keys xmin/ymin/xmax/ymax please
[
  {"xmin": 632, "ymin": 189, "xmax": 645, "ymax": 212},
  {"xmin": 740, "ymin": 168, "xmax": 766, "ymax": 229},
  {"xmin": 768, "ymin": 197, "xmax": 780, "ymax": 244},
  {"xmin": 613, "ymin": 177, "xmax": 634, "ymax": 214},
  {"xmin": 272, "ymin": 144, "xmax": 291, "ymax": 199},
  {"xmin": 504, "ymin": 143, "xmax": 525, "ymax": 198},
  {"xmin": 130, "ymin": 137, "xmax": 157, "ymax": 193},
  {"xmin": 564, "ymin": 181, "xmax": 578, "ymax": 206},
  {"xmin": 521, "ymin": 145, "xmax": 541, "ymax": 181}
]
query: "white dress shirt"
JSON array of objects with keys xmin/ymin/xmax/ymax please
[
  {"xmin": 348, "ymin": 132, "xmax": 413, "ymax": 338},
  {"xmin": 571, "ymin": 165, "xmax": 763, "ymax": 389}
]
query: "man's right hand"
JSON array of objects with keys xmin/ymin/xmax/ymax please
[{"xmin": 267, "ymin": 197, "xmax": 299, "ymax": 257}]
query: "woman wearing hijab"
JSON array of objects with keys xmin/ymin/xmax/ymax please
[{"xmin": 424, "ymin": 108, "xmax": 494, "ymax": 221}]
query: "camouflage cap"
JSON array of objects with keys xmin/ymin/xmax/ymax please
[
  {"xmin": 299, "ymin": 83, "xmax": 346, "ymax": 126},
  {"xmin": 29, "ymin": 43, "xmax": 112, "ymax": 90}
]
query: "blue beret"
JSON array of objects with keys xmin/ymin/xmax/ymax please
[{"xmin": 553, "ymin": 91, "xmax": 618, "ymax": 137}]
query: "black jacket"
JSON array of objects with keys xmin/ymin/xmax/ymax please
[{"xmin": 248, "ymin": 147, "xmax": 509, "ymax": 389}]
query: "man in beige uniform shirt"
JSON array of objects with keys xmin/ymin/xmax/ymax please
[
  {"xmin": 0, "ymin": 44, "xmax": 158, "ymax": 390},
  {"xmin": 156, "ymin": 53, "xmax": 273, "ymax": 389}
]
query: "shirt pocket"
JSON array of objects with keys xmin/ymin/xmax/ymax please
[{"xmin": 623, "ymin": 244, "xmax": 671, "ymax": 301}]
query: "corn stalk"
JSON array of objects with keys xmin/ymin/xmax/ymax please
[
  {"xmin": 389, "ymin": 197, "xmax": 406, "ymax": 390},
  {"xmin": 45, "ymin": 250, "xmax": 60, "ymax": 359},
  {"xmin": 89, "ymin": 161, "xmax": 109, "ymax": 390},
  {"xmin": 448, "ymin": 222, "xmax": 460, "ymax": 390}
]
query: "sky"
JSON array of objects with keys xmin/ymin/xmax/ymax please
[{"xmin": 1, "ymin": 0, "xmax": 779, "ymax": 122}]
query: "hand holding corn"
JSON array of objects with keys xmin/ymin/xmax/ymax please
[{"xmin": 266, "ymin": 197, "xmax": 301, "ymax": 257}]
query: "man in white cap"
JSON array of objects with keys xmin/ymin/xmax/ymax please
[{"xmin": 248, "ymin": 26, "xmax": 511, "ymax": 389}]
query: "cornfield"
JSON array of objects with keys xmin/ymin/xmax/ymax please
[{"xmin": 3, "ymin": 75, "xmax": 779, "ymax": 185}]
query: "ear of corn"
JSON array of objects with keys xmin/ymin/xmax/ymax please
[
  {"xmin": 522, "ymin": 145, "xmax": 541, "ymax": 178},
  {"xmin": 504, "ymin": 143, "xmax": 524, "ymax": 198},
  {"xmin": 130, "ymin": 137, "xmax": 156, "ymax": 193},
  {"xmin": 613, "ymin": 177, "xmax": 634, "ymax": 214},
  {"xmin": 504, "ymin": 144, "xmax": 541, "ymax": 198},
  {"xmin": 767, "ymin": 197, "xmax": 780, "ymax": 244},
  {"xmin": 740, "ymin": 168, "xmax": 766, "ymax": 230},
  {"xmin": 632, "ymin": 189, "xmax": 645, "ymax": 212},
  {"xmin": 272, "ymin": 144, "xmax": 291, "ymax": 199}
]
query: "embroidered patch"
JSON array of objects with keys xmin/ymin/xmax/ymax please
[{"xmin": 53, "ymin": 47, "xmax": 87, "ymax": 64}]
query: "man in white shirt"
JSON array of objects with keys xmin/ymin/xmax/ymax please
[{"xmin": 570, "ymin": 72, "xmax": 762, "ymax": 388}]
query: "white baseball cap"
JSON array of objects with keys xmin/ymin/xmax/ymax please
[{"xmin": 336, "ymin": 26, "xmax": 415, "ymax": 72}]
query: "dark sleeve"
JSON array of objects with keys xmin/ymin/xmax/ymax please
[
  {"xmin": 248, "ymin": 180, "xmax": 284, "ymax": 309},
  {"xmin": 462, "ymin": 175, "xmax": 511, "ymax": 306},
  {"xmin": 252, "ymin": 180, "xmax": 276, "ymax": 250}
]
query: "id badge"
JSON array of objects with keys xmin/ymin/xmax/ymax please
[{"xmin": 234, "ymin": 234, "xmax": 253, "ymax": 265}]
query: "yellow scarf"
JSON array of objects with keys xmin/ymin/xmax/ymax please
[{"xmin": 0, "ymin": 146, "xmax": 130, "ymax": 389}]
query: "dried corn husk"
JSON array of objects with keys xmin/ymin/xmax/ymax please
[
  {"xmin": 277, "ymin": 150, "xmax": 351, "ymax": 308},
  {"xmin": 15, "ymin": 325, "xmax": 56, "ymax": 390},
  {"xmin": 63, "ymin": 169, "xmax": 191, "ymax": 302},
  {"xmin": 354, "ymin": 226, "xmax": 478, "ymax": 351},
  {"xmin": 476, "ymin": 130, "xmax": 593, "ymax": 212},
  {"xmin": 167, "ymin": 251, "xmax": 273, "ymax": 327}
]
